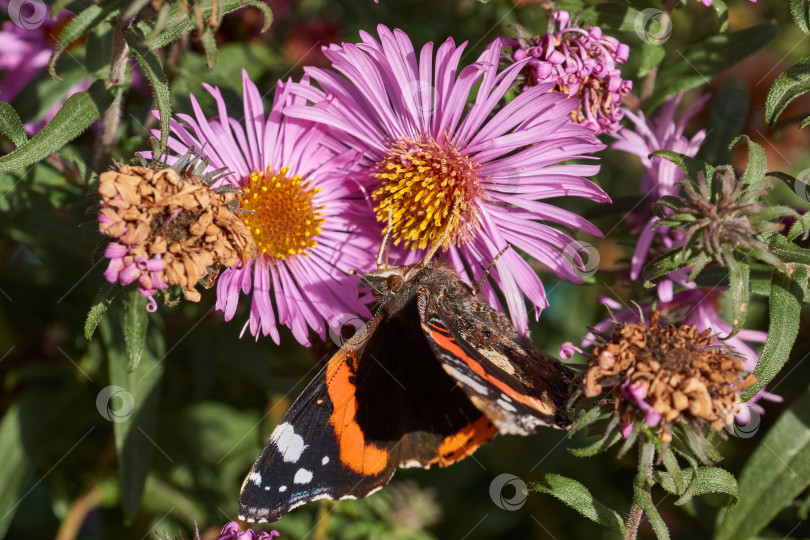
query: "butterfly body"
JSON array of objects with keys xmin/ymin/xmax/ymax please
[{"xmin": 238, "ymin": 261, "xmax": 573, "ymax": 523}]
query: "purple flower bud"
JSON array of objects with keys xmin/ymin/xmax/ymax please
[
  {"xmin": 555, "ymin": 10, "xmax": 570, "ymax": 28},
  {"xmin": 513, "ymin": 48, "xmax": 528, "ymax": 61},
  {"xmin": 559, "ymin": 341, "xmax": 583, "ymax": 360},
  {"xmin": 105, "ymin": 242, "xmax": 129, "ymax": 258}
]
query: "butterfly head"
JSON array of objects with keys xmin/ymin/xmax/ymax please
[{"xmin": 362, "ymin": 263, "xmax": 430, "ymax": 299}]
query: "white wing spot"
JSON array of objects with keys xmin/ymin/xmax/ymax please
[
  {"xmin": 248, "ymin": 472, "xmax": 262, "ymax": 486},
  {"xmin": 322, "ymin": 456, "xmax": 330, "ymax": 465},
  {"xmin": 270, "ymin": 422, "xmax": 307, "ymax": 463},
  {"xmin": 264, "ymin": 486, "xmax": 270, "ymax": 491},
  {"xmin": 279, "ymin": 485, "xmax": 287, "ymax": 492},
  {"xmin": 500, "ymin": 394, "xmax": 512, "ymax": 402},
  {"xmin": 294, "ymin": 468, "xmax": 313, "ymax": 484},
  {"xmin": 497, "ymin": 398, "xmax": 517, "ymax": 412},
  {"xmin": 444, "ymin": 365, "xmax": 489, "ymax": 395}
]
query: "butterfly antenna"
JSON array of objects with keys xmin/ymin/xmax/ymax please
[
  {"xmin": 377, "ymin": 209, "xmax": 393, "ymax": 269},
  {"xmin": 473, "ymin": 244, "xmax": 510, "ymax": 296},
  {"xmin": 422, "ymin": 198, "xmax": 460, "ymax": 265}
]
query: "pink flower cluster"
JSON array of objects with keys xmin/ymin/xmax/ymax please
[
  {"xmin": 217, "ymin": 521, "xmax": 279, "ymax": 540},
  {"xmin": 102, "ymin": 241, "xmax": 167, "ymax": 310},
  {"xmin": 511, "ymin": 11, "xmax": 631, "ymax": 135}
]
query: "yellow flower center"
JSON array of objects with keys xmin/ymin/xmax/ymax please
[
  {"xmin": 373, "ymin": 138, "xmax": 482, "ymax": 251},
  {"xmin": 237, "ymin": 165, "xmax": 325, "ymax": 261}
]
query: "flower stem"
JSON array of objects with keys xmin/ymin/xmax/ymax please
[
  {"xmin": 640, "ymin": 0, "xmax": 676, "ymax": 102},
  {"xmin": 54, "ymin": 486, "xmax": 101, "ymax": 540},
  {"xmin": 624, "ymin": 440, "xmax": 655, "ymax": 540},
  {"xmin": 92, "ymin": 21, "xmax": 130, "ymax": 170}
]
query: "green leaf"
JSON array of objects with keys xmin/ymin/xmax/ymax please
[
  {"xmin": 661, "ymin": 447, "xmax": 685, "ymax": 495},
  {"xmin": 715, "ymin": 387, "xmax": 810, "ymax": 540},
  {"xmin": 802, "ymin": 115, "xmax": 810, "ymax": 129},
  {"xmin": 711, "ymin": 0, "xmax": 729, "ymax": 32},
  {"xmin": 530, "ymin": 474, "xmax": 626, "ymax": 534},
  {"xmin": 49, "ymin": 0, "xmax": 121, "ymax": 79},
  {"xmin": 0, "ymin": 80, "xmax": 118, "ymax": 172},
  {"xmin": 569, "ymin": 430, "xmax": 621, "ymax": 457},
  {"xmin": 742, "ymin": 267, "xmax": 805, "ymax": 401},
  {"xmin": 792, "ymin": 0, "xmax": 810, "ymax": 34},
  {"xmin": 650, "ymin": 23, "xmax": 776, "ymax": 109},
  {"xmin": 699, "ymin": 78, "xmax": 749, "ymax": 165},
  {"xmin": 590, "ymin": 3, "xmax": 642, "ymax": 32},
  {"xmin": 0, "ymin": 404, "xmax": 32, "ymax": 538},
  {"xmin": 0, "ymin": 102, "xmax": 28, "ymax": 148},
  {"xmin": 658, "ymin": 467, "xmax": 738, "ymax": 506},
  {"xmin": 642, "ymin": 247, "xmax": 701, "ymax": 286},
  {"xmin": 765, "ymin": 56, "xmax": 810, "ymax": 126},
  {"xmin": 634, "ymin": 482, "xmax": 670, "ymax": 540},
  {"xmin": 85, "ymin": 281, "xmax": 118, "ymax": 341},
  {"xmin": 651, "ymin": 150, "xmax": 714, "ymax": 183},
  {"xmin": 567, "ymin": 406, "xmax": 604, "ymax": 437},
  {"xmin": 200, "ymin": 26, "xmax": 219, "ymax": 68},
  {"xmin": 124, "ymin": 30, "xmax": 171, "ymax": 154},
  {"xmin": 124, "ymin": 288, "xmax": 149, "ymax": 371},
  {"xmin": 638, "ymin": 42, "xmax": 666, "ymax": 78},
  {"xmin": 725, "ymin": 258, "xmax": 749, "ymax": 338},
  {"xmin": 729, "ymin": 135, "xmax": 766, "ymax": 186},
  {"xmin": 103, "ymin": 317, "xmax": 166, "ymax": 522}
]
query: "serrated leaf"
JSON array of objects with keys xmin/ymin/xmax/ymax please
[
  {"xmin": 0, "ymin": 102, "xmax": 28, "ymax": 148},
  {"xmin": 729, "ymin": 135, "xmax": 766, "ymax": 186},
  {"xmin": 531, "ymin": 474, "xmax": 626, "ymax": 534},
  {"xmin": 766, "ymin": 56, "xmax": 810, "ymax": 126},
  {"xmin": 85, "ymin": 281, "xmax": 118, "ymax": 340},
  {"xmin": 0, "ymin": 80, "xmax": 117, "ymax": 172},
  {"xmin": 124, "ymin": 30, "xmax": 171, "ymax": 154},
  {"xmin": 650, "ymin": 23, "xmax": 776, "ymax": 109},
  {"xmin": 124, "ymin": 289, "xmax": 149, "ymax": 371},
  {"xmin": 792, "ymin": 0, "xmax": 810, "ymax": 34},
  {"xmin": 638, "ymin": 42, "xmax": 666, "ymax": 78},
  {"xmin": 0, "ymin": 404, "xmax": 32, "ymax": 538},
  {"xmin": 715, "ymin": 387, "xmax": 810, "ymax": 540},
  {"xmin": 49, "ymin": 0, "xmax": 121, "ymax": 79},
  {"xmin": 658, "ymin": 467, "xmax": 738, "ymax": 506},
  {"xmin": 742, "ymin": 267, "xmax": 805, "ymax": 401}
]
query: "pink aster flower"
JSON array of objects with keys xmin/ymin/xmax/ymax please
[
  {"xmin": 507, "ymin": 10, "xmax": 632, "ymax": 135},
  {"xmin": 286, "ymin": 25, "xmax": 608, "ymax": 336},
  {"xmin": 151, "ymin": 70, "xmax": 377, "ymax": 345},
  {"xmin": 611, "ymin": 92, "xmax": 709, "ymax": 301},
  {"xmin": 218, "ymin": 521, "xmax": 279, "ymax": 540}
]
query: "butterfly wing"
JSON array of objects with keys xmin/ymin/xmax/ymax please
[
  {"xmin": 238, "ymin": 297, "xmax": 497, "ymax": 523},
  {"xmin": 420, "ymin": 291, "xmax": 573, "ymax": 435}
]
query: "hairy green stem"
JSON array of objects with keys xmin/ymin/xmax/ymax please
[
  {"xmin": 93, "ymin": 22, "xmax": 130, "ymax": 170},
  {"xmin": 625, "ymin": 441, "xmax": 655, "ymax": 540}
]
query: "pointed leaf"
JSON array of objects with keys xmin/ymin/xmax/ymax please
[
  {"xmin": 85, "ymin": 281, "xmax": 118, "ymax": 341},
  {"xmin": 765, "ymin": 55, "xmax": 810, "ymax": 126},
  {"xmin": 651, "ymin": 150, "xmax": 714, "ymax": 182},
  {"xmin": 658, "ymin": 467, "xmax": 737, "ymax": 507},
  {"xmin": 124, "ymin": 30, "xmax": 171, "ymax": 154},
  {"xmin": 725, "ymin": 259, "xmax": 749, "ymax": 338},
  {"xmin": 642, "ymin": 247, "xmax": 702, "ymax": 286},
  {"xmin": 49, "ymin": 0, "xmax": 121, "ymax": 79},
  {"xmin": 567, "ymin": 406, "xmax": 604, "ymax": 437},
  {"xmin": 531, "ymin": 474, "xmax": 626, "ymax": 534},
  {"xmin": 0, "ymin": 80, "xmax": 118, "ymax": 172},
  {"xmin": 634, "ymin": 482, "xmax": 670, "ymax": 540},
  {"xmin": 792, "ymin": 0, "xmax": 810, "ymax": 34},
  {"xmin": 742, "ymin": 267, "xmax": 804, "ymax": 401},
  {"xmin": 729, "ymin": 135, "xmax": 766, "ymax": 186},
  {"xmin": 715, "ymin": 387, "xmax": 810, "ymax": 540},
  {"xmin": 200, "ymin": 26, "xmax": 219, "ymax": 68},
  {"xmin": 662, "ymin": 447, "xmax": 685, "ymax": 495},
  {"xmin": 0, "ymin": 404, "xmax": 32, "ymax": 538},
  {"xmin": 124, "ymin": 288, "xmax": 148, "ymax": 371},
  {"xmin": 0, "ymin": 102, "xmax": 28, "ymax": 148},
  {"xmin": 569, "ymin": 430, "xmax": 622, "ymax": 457}
]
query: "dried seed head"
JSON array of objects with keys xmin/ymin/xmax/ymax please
[
  {"xmin": 98, "ymin": 164, "xmax": 257, "ymax": 307},
  {"xmin": 583, "ymin": 312, "xmax": 756, "ymax": 442}
]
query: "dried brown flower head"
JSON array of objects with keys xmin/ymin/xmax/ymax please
[
  {"xmin": 98, "ymin": 163, "xmax": 257, "ymax": 305},
  {"xmin": 583, "ymin": 312, "xmax": 756, "ymax": 442}
]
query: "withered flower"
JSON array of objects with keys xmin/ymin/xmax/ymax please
[
  {"xmin": 98, "ymin": 161, "xmax": 256, "ymax": 309},
  {"xmin": 654, "ymin": 166, "xmax": 783, "ymax": 269},
  {"xmin": 583, "ymin": 312, "xmax": 756, "ymax": 443}
]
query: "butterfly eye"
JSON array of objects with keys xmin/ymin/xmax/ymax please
[{"xmin": 387, "ymin": 274, "xmax": 404, "ymax": 292}]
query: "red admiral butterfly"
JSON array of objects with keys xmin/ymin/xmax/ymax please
[{"xmin": 238, "ymin": 237, "xmax": 574, "ymax": 523}]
